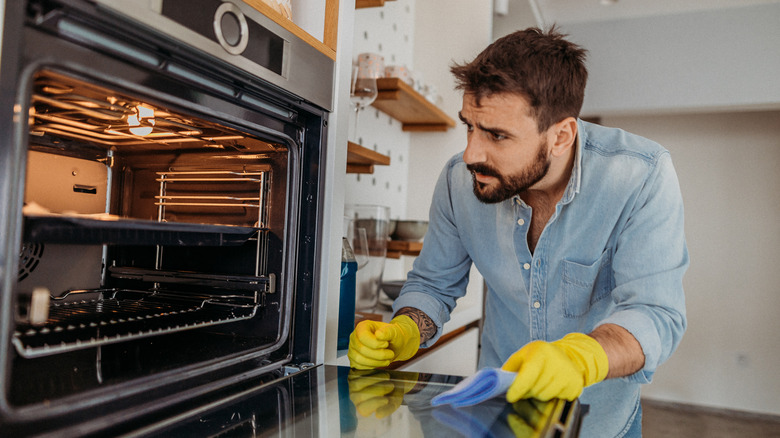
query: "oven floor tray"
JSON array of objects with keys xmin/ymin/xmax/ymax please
[
  {"xmin": 23, "ymin": 214, "xmax": 263, "ymax": 246},
  {"xmin": 12, "ymin": 289, "xmax": 258, "ymax": 359}
]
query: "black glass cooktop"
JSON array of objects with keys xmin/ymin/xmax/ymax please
[{"xmin": 126, "ymin": 365, "xmax": 584, "ymax": 437}]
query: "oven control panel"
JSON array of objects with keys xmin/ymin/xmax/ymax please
[
  {"xmin": 92, "ymin": 0, "xmax": 334, "ymax": 110},
  {"xmin": 159, "ymin": 0, "xmax": 285, "ymax": 76}
]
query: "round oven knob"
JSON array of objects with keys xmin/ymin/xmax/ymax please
[{"xmin": 214, "ymin": 2, "xmax": 249, "ymax": 55}]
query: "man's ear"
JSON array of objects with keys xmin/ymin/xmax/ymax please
[{"xmin": 549, "ymin": 117, "xmax": 578, "ymax": 157}]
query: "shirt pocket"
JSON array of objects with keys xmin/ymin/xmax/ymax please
[{"xmin": 561, "ymin": 250, "xmax": 614, "ymax": 318}]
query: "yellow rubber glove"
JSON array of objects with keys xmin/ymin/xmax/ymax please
[
  {"xmin": 347, "ymin": 369, "xmax": 419, "ymax": 419},
  {"xmin": 501, "ymin": 333, "xmax": 609, "ymax": 402},
  {"xmin": 506, "ymin": 399, "xmax": 551, "ymax": 436},
  {"xmin": 348, "ymin": 315, "xmax": 420, "ymax": 370}
]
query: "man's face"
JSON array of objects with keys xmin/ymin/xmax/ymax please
[{"xmin": 459, "ymin": 93, "xmax": 551, "ymax": 203}]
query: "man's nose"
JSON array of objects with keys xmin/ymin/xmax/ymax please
[{"xmin": 463, "ymin": 134, "xmax": 486, "ymax": 165}]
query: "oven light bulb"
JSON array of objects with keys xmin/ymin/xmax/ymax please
[{"xmin": 128, "ymin": 105, "xmax": 155, "ymax": 136}]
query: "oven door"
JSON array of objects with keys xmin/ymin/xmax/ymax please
[{"xmin": 0, "ymin": 0, "xmax": 330, "ymax": 435}]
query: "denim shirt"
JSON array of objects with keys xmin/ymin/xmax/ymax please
[{"xmin": 392, "ymin": 119, "xmax": 688, "ymax": 437}]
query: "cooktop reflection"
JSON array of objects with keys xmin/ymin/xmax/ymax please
[{"xmin": 131, "ymin": 365, "xmax": 584, "ymax": 437}]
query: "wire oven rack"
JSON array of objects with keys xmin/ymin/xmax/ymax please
[{"xmin": 12, "ymin": 289, "xmax": 258, "ymax": 359}]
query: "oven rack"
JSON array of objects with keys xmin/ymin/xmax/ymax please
[
  {"xmin": 23, "ymin": 214, "xmax": 263, "ymax": 246},
  {"xmin": 155, "ymin": 170, "xmax": 269, "ymax": 229},
  {"xmin": 12, "ymin": 289, "xmax": 258, "ymax": 359}
]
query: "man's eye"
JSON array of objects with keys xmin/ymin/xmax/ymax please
[{"xmin": 490, "ymin": 132, "xmax": 506, "ymax": 141}]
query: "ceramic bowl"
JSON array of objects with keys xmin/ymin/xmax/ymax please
[
  {"xmin": 381, "ymin": 280, "xmax": 405, "ymax": 300},
  {"xmin": 391, "ymin": 220, "xmax": 428, "ymax": 241}
]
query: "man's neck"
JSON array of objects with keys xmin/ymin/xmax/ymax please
[{"xmin": 521, "ymin": 142, "xmax": 576, "ymax": 206}]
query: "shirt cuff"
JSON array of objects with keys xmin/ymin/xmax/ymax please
[{"xmin": 598, "ymin": 309, "xmax": 661, "ymax": 384}]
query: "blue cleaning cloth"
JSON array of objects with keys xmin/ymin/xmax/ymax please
[
  {"xmin": 431, "ymin": 368, "xmax": 516, "ymax": 408},
  {"xmin": 431, "ymin": 399, "xmax": 510, "ymax": 438}
]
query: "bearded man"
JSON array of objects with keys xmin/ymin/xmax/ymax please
[{"xmin": 347, "ymin": 27, "xmax": 688, "ymax": 438}]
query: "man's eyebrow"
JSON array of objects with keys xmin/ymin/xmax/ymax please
[
  {"xmin": 481, "ymin": 123, "xmax": 511, "ymax": 136},
  {"xmin": 458, "ymin": 111, "xmax": 512, "ymax": 137}
]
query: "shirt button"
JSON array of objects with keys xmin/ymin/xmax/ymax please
[
  {"xmin": 523, "ymin": 263, "xmax": 530, "ymax": 270},
  {"xmin": 517, "ymin": 218, "xmax": 525, "ymax": 226},
  {"xmin": 533, "ymin": 301, "xmax": 541, "ymax": 309}
]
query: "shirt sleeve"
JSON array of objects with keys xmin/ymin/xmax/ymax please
[
  {"xmin": 392, "ymin": 156, "xmax": 473, "ymax": 348},
  {"xmin": 599, "ymin": 151, "xmax": 689, "ymax": 384}
]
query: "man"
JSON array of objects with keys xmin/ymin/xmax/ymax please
[{"xmin": 348, "ymin": 27, "xmax": 688, "ymax": 437}]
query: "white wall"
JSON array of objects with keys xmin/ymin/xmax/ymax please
[
  {"xmin": 491, "ymin": 0, "xmax": 538, "ymax": 41},
  {"xmin": 345, "ymin": 0, "xmax": 416, "ymax": 283},
  {"xmin": 408, "ymin": 0, "xmax": 493, "ymax": 220},
  {"xmin": 562, "ymin": 3, "xmax": 780, "ymax": 116},
  {"xmin": 602, "ymin": 111, "xmax": 780, "ymax": 416}
]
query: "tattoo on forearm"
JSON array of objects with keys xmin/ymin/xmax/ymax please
[{"xmin": 396, "ymin": 307, "xmax": 437, "ymax": 343}]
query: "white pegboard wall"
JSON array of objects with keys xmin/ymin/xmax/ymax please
[{"xmin": 345, "ymin": 0, "xmax": 417, "ymax": 281}]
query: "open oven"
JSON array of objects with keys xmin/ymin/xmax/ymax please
[{"xmin": 0, "ymin": 0, "xmax": 333, "ymax": 435}]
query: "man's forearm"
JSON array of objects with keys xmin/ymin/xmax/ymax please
[
  {"xmin": 589, "ymin": 323, "xmax": 645, "ymax": 379},
  {"xmin": 395, "ymin": 307, "xmax": 436, "ymax": 344}
]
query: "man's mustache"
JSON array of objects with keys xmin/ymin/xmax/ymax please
[{"xmin": 466, "ymin": 163, "xmax": 501, "ymax": 179}]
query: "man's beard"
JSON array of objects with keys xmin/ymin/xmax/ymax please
[{"xmin": 466, "ymin": 139, "xmax": 551, "ymax": 204}]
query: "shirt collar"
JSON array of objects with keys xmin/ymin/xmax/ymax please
[{"xmin": 560, "ymin": 122, "xmax": 583, "ymax": 205}]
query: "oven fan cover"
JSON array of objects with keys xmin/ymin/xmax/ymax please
[{"xmin": 18, "ymin": 243, "xmax": 44, "ymax": 282}]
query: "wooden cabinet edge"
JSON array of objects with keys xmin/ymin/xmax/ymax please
[{"xmin": 244, "ymin": 0, "xmax": 338, "ymax": 60}]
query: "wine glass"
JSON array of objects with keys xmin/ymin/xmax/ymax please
[{"xmin": 349, "ymin": 64, "xmax": 378, "ymax": 142}]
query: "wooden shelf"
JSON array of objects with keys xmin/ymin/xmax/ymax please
[
  {"xmin": 386, "ymin": 240, "xmax": 422, "ymax": 259},
  {"xmin": 356, "ymin": 0, "xmax": 396, "ymax": 8},
  {"xmin": 346, "ymin": 141, "xmax": 390, "ymax": 174},
  {"xmin": 371, "ymin": 78, "xmax": 456, "ymax": 132}
]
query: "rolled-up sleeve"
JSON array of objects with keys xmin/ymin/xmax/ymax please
[{"xmin": 599, "ymin": 152, "xmax": 689, "ymax": 384}]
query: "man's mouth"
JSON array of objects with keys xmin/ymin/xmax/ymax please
[
  {"xmin": 467, "ymin": 163, "xmax": 500, "ymax": 184},
  {"xmin": 472, "ymin": 172, "xmax": 496, "ymax": 184}
]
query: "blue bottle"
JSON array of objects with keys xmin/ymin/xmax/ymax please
[{"xmin": 338, "ymin": 237, "xmax": 358, "ymax": 352}]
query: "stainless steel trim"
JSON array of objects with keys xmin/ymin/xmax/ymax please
[{"xmin": 213, "ymin": 2, "xmax": 249, "ymax": 56}]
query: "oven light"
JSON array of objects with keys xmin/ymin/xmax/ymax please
[{"xmin": 128, "ymin": 104, "xmax": 155, "ymax": 136}]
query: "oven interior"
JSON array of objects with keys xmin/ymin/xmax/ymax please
[{"xmin": 9, "ymin": 68, "xmax": 301, "ymax": 406}]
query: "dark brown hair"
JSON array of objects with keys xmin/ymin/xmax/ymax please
[{"xmin": 450, "ymin": 26, "xmax": 588, "ymax": 133}]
